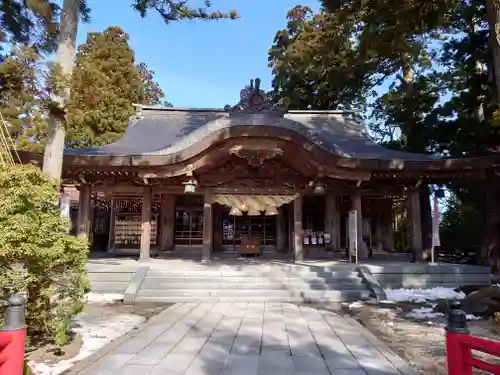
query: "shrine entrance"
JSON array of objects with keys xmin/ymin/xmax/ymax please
[
  {"xmin": 221, "ymin": 209, "xmax": 278, "ymax": 251},
  {"xmin": 213, "ymin": 194, "xmax": 296, "ymax": 256}
]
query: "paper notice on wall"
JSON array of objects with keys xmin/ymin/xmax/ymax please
[{"xmin": 60, "ymin": 193, "xmax": 70, "ymax": 221}]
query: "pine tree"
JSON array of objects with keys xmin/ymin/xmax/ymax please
[
  {"xmin": 66, "ymin": 26, "xmax": 167, "ymax": 147},
  {"xmin": 0, "ymin": 0, "xmax": 61, "ymax": 57},
  {"xmin": 268, "ymin": 6, "xmax": 371, "ymax": 110},
  {"xmin": 0, "ymin": 45, "xmax": 46, "ymax": 152},
  {"xmin": 137, "ymin": 62, "xmax": 165, "ymax": 105},
  {"xmin": 42, "ymin": 0, "xmax": 238, "ymax": 181}
]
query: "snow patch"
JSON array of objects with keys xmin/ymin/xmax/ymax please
[
  {"xmin": 29, "ymin": 313, "xmax": 145, "ymax": 375},
  {"xmin": 466, "ymin": 314, "xmax": 482, "ymax": 321},
  {"xmin": 406, "ymin": 307, "xmax": 444, "ymax": 320},
  {"xmin": 343, "ymin": 301, "xmax": 364, "ymax": 309},
  {"xmin": 383, "ymin": 287, "xmax": 466, "ymax": 303}
]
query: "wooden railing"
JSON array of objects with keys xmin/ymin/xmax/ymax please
[
  {"xmin": 446, "ymin": 300, "xmax": 500, "ymax": 375},
  {"xmin": 0, "ymin": 295, "xmax": 26, "ymax": 375}
]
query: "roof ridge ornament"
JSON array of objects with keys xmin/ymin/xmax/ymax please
[{"xmin": 224, "ymin": 78, "xmax": 287, "ymax": 115}]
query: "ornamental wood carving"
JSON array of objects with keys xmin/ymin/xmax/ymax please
[
  {"xmin": 198, "ymin": 158, "xmax": 307, "ymax": 189},
  {"xmin": 229, "ymin": 142, "xmax": 284, "ymax": 167}
]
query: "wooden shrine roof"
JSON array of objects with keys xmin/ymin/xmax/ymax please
[{"xmin": 31, "ymin": 78, "xmax": 500, "ymax": 174}]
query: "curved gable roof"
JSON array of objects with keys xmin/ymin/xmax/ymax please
[{"xmin": 64, "ymin": 107, "xmax": 436, "ymax": 162}]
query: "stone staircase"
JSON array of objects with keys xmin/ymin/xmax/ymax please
[
  {"xmin": 87, "ymin": 263, "xmax": 138, "ymax": 294},
  {"xmin": 133, "ymin": 262, "xmax": 371, "ymax": 304}
]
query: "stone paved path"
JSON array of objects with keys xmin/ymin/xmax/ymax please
[{"xmin": 73, "ymin": 302, "xmax": 416, "ymax": 375}]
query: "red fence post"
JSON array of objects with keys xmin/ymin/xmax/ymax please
[
  {"xmin": 446, "ymin": 300, "xmax": 472, "ymax": 375},
  {"xmin": 0, "ymin": 294, "xmax": 27, "ymax": 375}
]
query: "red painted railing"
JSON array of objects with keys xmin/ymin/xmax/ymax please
[
  {"xmin": 0, "ymin": 295, "xmax": 26, "ymax": 375},
  {"xmin": 446, "ymin": 300, "xmax": 500, "ymax": 375}
]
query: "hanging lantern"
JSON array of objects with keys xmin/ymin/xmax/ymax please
[
  {"xmin": 229, "ymin": 207, "xmax": 243, "ymax": 216},
  {"xmin": 265, "ymin": 206, "xmax": 278, "ymax": 216},
  {"xmin": 313, "ymin": 181, "xmax": 326, "ymax": 195},
  {"xmin": 247, "ymin": 208, "xmax": 261, "ymax": 216},
  {"xmin": 182, "ymin": 179, "xmax": 197, "ymax": 194}
]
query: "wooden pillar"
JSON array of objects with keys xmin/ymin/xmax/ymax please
[
  {"xmin": 202, "ymin": 191, "xmax": 213, "ymax": 264},
  {"xmin": 381, "ymin": 198, "xmax": 395, "ymax": 251},
  {"xmin": 107, "ymin": 198, "xmax": 116, "ymax": 251},
  {"xmin": 410, "ymin": 189, "xmax": 423, "ymax": 261},
  {"xmin": 325, "ymin": 193, "xmax": 341, "ymax": 250},
  {"xmin": 293, "ymin": 196, "xmax": 303, "ymax": 262},
  {"xmin": 140, "ymin": 188, "xmax": 152, "ymax": 261},
  {"xmin": 276, "ymin": 207, "xmax": 286, "ymax": 252},
  {"xmin": 372, "ymin": 199, "xmax": 383, "ymax": 251},
  {"xmin": 213, "ymin": 204, "xmax": 225, "ymax": 252},
  {"xmin": 160, "ymin": 194, "xmax": 175, "ymax": 251},
  {"xmin": 351, "ymin": 191, "xmax": 366, "ymax": 259},
  {"xmin": 77, "ymin": 184, "xmax": 91, "ymax": 241}
]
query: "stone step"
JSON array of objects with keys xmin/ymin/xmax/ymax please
[
  {"xmin": 139, "ymin": 279, "xmax": 364, "ymax": 290},
  {"xmin": 135, "ymin": 290, "xmax": 370, "ymax": 303},
  {"xmin": 90, "ymin": 281, "xmax": 130, "ymax": 293},
  {"xmin": 145, "ymin": 269, "xmax": 360, "ymax": 279},
  {"xmin": 137, "ymin": 288, "xmax": 369, "ymax": 299},
  {"xmin": 87, "ymin": 272, "xmax": 134, "ymax": 283}
]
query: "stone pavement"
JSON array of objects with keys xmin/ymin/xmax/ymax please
[{"xmin": 71, "ymin": 302, "xmax": 417, "ymax": 375}]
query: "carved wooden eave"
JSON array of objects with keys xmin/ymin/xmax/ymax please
[{"xmin": 228, "ymin": 143, "xmax": 284, "ymax": 167}]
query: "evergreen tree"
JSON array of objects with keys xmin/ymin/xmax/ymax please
[
  {"xmin": 0, "ymin": 45, "xmax": 46, "ymax": 152},
  {"xmin": 268, "ymin": 6, "xmax": 372, "ymax": 110},
  {"xmin": 66, "ymin": 26, "xmax": 167, "ymax": 147},
  {"xmin": 137, "ymin": 62, "xmax": 165, "ymax": 105},
  {"xmin": 0, "ymin": 0, "xmax": 61, "ymax": 57},
  {"xmin": 269, "ymin": 1, "xmax": 497, "ymax": 263},
  {"xmin": 42, "ymin": 0, "xmax": 238, "ymax": 181}
]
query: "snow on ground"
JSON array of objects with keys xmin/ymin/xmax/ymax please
[
  {"xmin": 29, "ymin": 293, "xmax": 143, "ymax": 375},
  {"xmin": 383, "ymin": 287, "xmax": 466, "ymax": 303},
  {"xmin": 344, "ymin": 287, "xmax": 482, "ymax": 321},
  {"xmin": 85, "ymin": 292, "xmax": 124, "ymax": 305},
  {"xmin": 405, "ymin": 307, "xmax": 444, "ymax": 320},
  {"xmin": 29, "ymin": 313, "xmax": 145, "ymax": 375}
]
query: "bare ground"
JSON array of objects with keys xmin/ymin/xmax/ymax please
[
  {"xmin": 345, "ymin": 302, "xmax": 500, "ymax": 375},
  {"xmin": 26, "ymin": 302, "xmax": 170, "ymax": 365}
]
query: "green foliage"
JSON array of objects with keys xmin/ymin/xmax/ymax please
[
  {"xmin": 269, "ymin": 0, "xmax": 500, "ymax": 263},
  {"xmin": 131, "ymin": 0, "xmax": 238, "ymax": 23},
  {"xmin": 136, "ymin": 62, "xmax": 165, "ymax": 105},
  {"xmin": 440, "ymin": 195, "xmax": 483, "ymax": 255},
  {"xmin": 0, "ymin": 164, "xmax": 90, "ymax": 345},
  {"xmin": 0, "ymin": 0, "xmax": 59, "ymax": 56},
  {"xmin": 66, "ymin": 26, "xmax": 166, "ymax": 147},
  {"xmin": 0, "ymin": 45, "xmax": 47, "ymax": 152},
  {"xmin": 268, "ymin": 6, "xmax": 372, "ymax": 110}
]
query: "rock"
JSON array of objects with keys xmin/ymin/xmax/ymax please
[
  {"xmin": 433, "ymin": 299, "xmax": 449, "ymax": 314},
  {"xmin": 461, "ymin": 286, "xmax": 500, "ymax": 317}
]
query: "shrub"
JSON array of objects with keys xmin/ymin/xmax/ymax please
[{"xmin": 0, "ymin": 164, "xmax": 90, "ymax": 346}]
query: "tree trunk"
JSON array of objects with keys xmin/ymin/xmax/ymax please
[
  {"xmin": 419, "ymin": 184, "xmax": 432, "ymax": 260},
  {"xmin": 481, "ymin": 168, "xmax": 500, "ymax": 271},
  {"xmin": 487, "ymin": 0, "xmax": 500, "ymax": 102},
  {"xmin": 42, "ymin": 0, "xmax": 79, "ymax": 181}
]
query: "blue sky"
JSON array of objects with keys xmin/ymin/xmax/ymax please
[{"xmin": 75, "ymin": 0, "xmax": 320, "ymax": 108}]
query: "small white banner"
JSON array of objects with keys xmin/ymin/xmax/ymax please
[{"xmin": 432, "ymin": 194, "xmax": 441, "ymax": 247}]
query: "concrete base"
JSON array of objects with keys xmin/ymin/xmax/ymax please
[{"xmin": 362, "ymin": 262, "xmax": 491, "ymax": 288}]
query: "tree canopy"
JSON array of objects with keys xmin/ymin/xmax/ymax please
[
  {"xmin": 269, "ymin": 0, "xmax": 500, "ymax": 265},
  {"xmin": 66, "ymin": 26, "xmax": 166, "ymax": 147}
]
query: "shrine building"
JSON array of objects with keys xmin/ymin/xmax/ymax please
[{"xmin": 60, "ymin": 78, "xmax": 495, "ymax": 263}]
